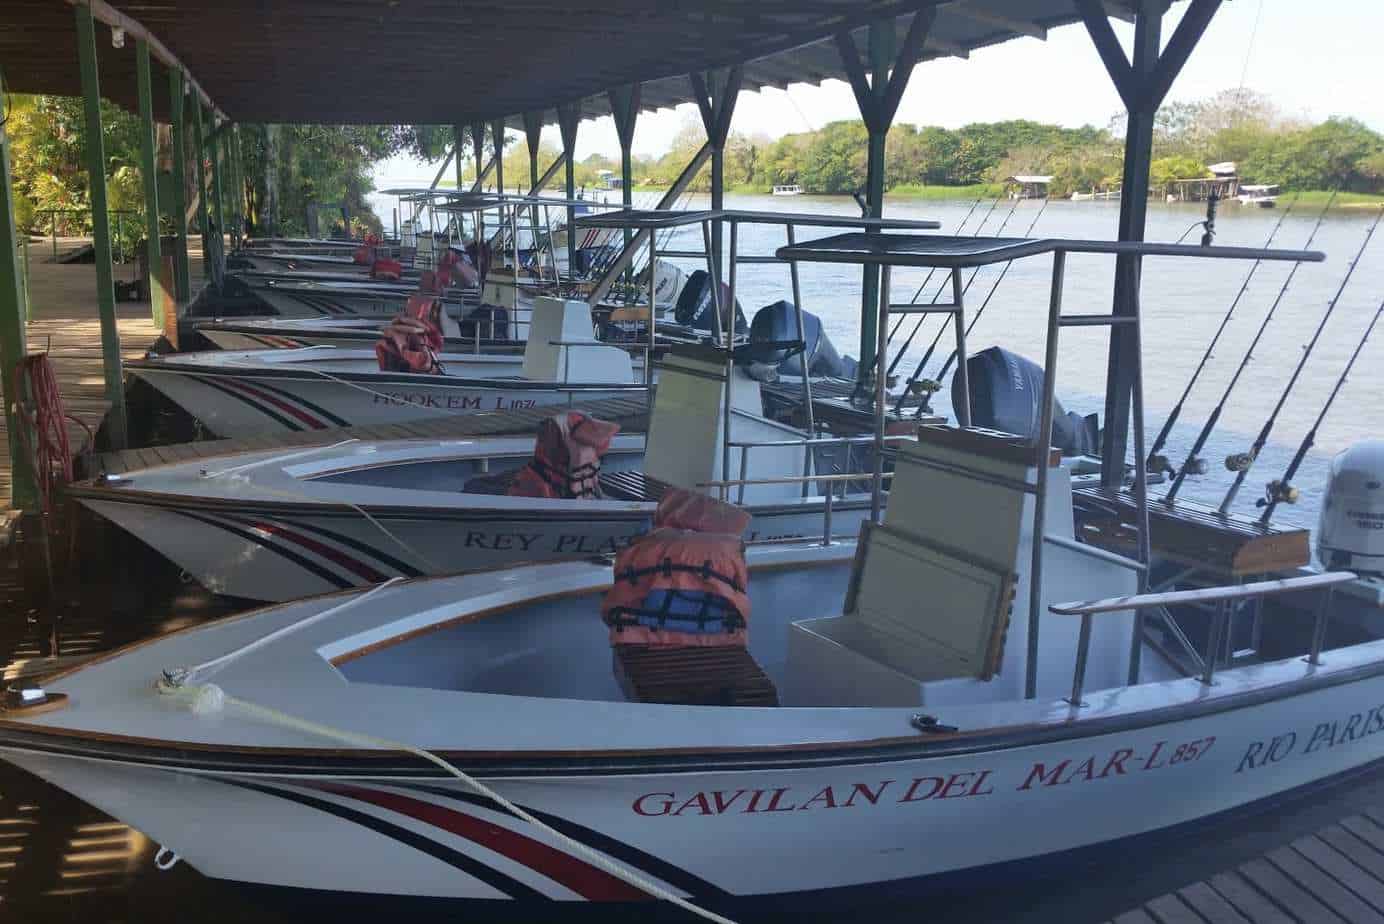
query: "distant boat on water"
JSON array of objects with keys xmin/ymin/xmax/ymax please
[
  {"xmin": 1237, "ymin": 184, "xmax": 1281, "ymax": 207},
  {"xmin": 771, "ymin": 184, "xmax": 803, "ymax": 196}
]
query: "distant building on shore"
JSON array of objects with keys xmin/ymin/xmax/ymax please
[
  {"xmin": 1164, "ymin": 161, "xmax": 1240, "ymax": 202},
  {"xmin": 1005, "ymin": 175, "xmax": 1053, "ymax": 199}
]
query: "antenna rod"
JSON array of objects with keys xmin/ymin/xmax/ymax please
[
  {"xmin": 1164, "ymin": 192, "xmax": 1338, "ymax": 504},
  {"xmin": 884, "ymin": 196, "xmax": 996, "ymax": 369},
  {"xmin": 1220, "ymin": 203, "xmax": 1383, "ymax": 513},
  {"xmin": 1259, "ymin": 295, "xmax": 1384, "ymax": 525},
  {"xmin": 1147, "ymin": 193, "xmax": 1300, "ymax": 474},
  {"xmin": 931, "ymin": 196, "xmax": 1052, "ymax": 388}
]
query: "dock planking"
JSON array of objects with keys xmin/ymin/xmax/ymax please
[
  {"xmin": 92, "ymin": 394, "xmax": 653, "ymax": 476},
  {"xmin": 1110, "ymin": 814, "xmax": 1384, "ymax": 922}
]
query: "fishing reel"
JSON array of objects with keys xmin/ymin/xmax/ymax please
[
  {"xmin": 1224, "ymin": 450, "xmax": 1257, "ymax": 473},
  {"xmin": 1257, "ymin": 479, "xmax": 1300, "ymax": 508},
  {"xmin": 1147, "ymin": 454, "xmax": 1175, "ymax": 476},
  {"xmin": 908, "ymin": 378, "xmax": 942, "ymax": 413}
]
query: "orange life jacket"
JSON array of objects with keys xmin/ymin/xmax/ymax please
[
  {"xmin": 601, "ymin": 489, "xmax": 751, "ymax": 648},
  {"xmin": 507, "ymin": 412, "xmax": 620, "ymax": 500},
  {"xmin": 371, "ymin": 257, "xmax": 403, "ymax": 281},
  {"xmin": 374, "ymin": 295, "xmax": 444, "ymax": 374}
]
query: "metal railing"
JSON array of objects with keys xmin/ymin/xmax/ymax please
[
  {"xmin": 698, "ymin": 470, "xmax": 897, "ymax": 546},
  {"xmin": 1050, "ymin": 570, "xmax": 1357, "ymax": 706},
  {"xmin": 726, "ymin": 433, "xmax": 912, "ymax": 503},
  {"xmin": 34, "ymin": 209, "xmax": 142, "ymax": 263}
]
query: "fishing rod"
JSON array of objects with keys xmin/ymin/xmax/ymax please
[
  {"xmin": 884, "ymin": 196, "xmax": 991, "ymax": 354},
  {"xmin": 1219, "ymin": 203, "xmax": 1383, "ymax": 514},
  {"xmin": 1164, "ymin": 191, "xmax": 1338, "ymax": 504},
  {"xmin": 926, "ymin": 196, "xmax": 1053, "ymax": 397},
  {"xmin": 1258, "ymin": 294, "xmax": 1384, "ymax": 525},
  {"xmin": 1147, "ymin": 193, "xmax": 1300, "ymax": 474},
  {"xmin": 889, "ymin": 195, "xmax": 1027, "ymax": 404}
]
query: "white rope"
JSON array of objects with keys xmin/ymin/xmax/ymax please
[
  {"xmin": 161, "ymin": 577, "xmax": 405, "ymax": 685},
  {"xmin": 157, "ymin": 681, "xmax": 737, "ymax": 923}
]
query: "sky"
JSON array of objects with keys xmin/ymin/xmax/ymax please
[{"xmin": 373, "ymin": 1, "xmax": 1384, "ymax": 185}]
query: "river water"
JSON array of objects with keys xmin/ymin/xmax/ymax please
[{"xmin": 657, "ymin": 192, "xmax": 1384, "ymax": 537}]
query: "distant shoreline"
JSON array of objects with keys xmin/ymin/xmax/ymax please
[{"xmin": 629, "ymin": 184, "xmax": 1384, "ymax": 208}]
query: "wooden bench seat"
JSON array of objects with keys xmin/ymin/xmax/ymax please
[
  {"xmin": 597, "ymin": 470, "xmax": 676, "ymax": 503},
  {"xmin": 613, "ymin": 644, "xmax": 779, "ymax": 706},
  {"xmin": 1072, "ymin": 486, "xmax": 1310, "ymax": 577}
]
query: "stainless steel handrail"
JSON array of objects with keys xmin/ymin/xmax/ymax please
[{"xmin": 1051, "ymin": 571, "xmax": 1356, "ymax": 706}]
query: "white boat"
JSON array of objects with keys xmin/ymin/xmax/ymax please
[
  {"xmin": 1237, "ymin": 184, "xmax": 1281, "ymax": 208},
  {"xmin": 70, "ymin": 352, "xmax": 876, "ymax": 601},
  {"xmin": 128, "ymin": 298, "xmax": 645, "ymax": 438},
  {"xmin": 194, "ymin": 316, "xmax": 525, "ymax": 352},
  {"xmin": 7, "ymin": 232, "xmax": 1364, "ymax": 917},
  {"xmin": 771, "ymin": 184, "xmax": 803, "ymax": 196},
  {"xmin": 233, "ymin": 275, "xmax": 469, "ymax": 319}
]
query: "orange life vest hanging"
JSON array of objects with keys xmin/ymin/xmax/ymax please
[
  {"xmin": 375, "ymin": 295, "xmax": 444, "ymax": 374},
  {"xmin": 507, "ymin": 412, "xmax": 621, "ymax": 500},
  {"xmin": 601, "ymin": 488, "xmax": 752, "ymax": 648},
  {"xmin": 353, "ymin": 233, "xmax": 381, "ymax": 265},
  {"xmin": 371, "ymin": 257, "xmax": 403, "ymax": 281}
]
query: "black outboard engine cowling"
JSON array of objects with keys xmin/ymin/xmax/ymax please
[
  {"xmin": 674, "ymin": 270, "xmax": 747, "ymax": 336},
  {"xmin": 749, "ymin": 301, "xmax": 856, "ymax": 380},
  {"xmin": 956, "ymin": 346, "xmax": 1100, "ymax": 455}
]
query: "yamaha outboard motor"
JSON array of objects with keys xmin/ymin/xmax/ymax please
[
  {"xmin": 956, "ymin": 346, "xmax": 1099, "ymax": 455},
  {"xmin": 748, "ymin": 301, "xmax": 856, "ymax": 379},
  {"xmin": 673, "ymin": 270, "xmax": 747, "ymax": 336},
  {"xmin": 1318, "ymin": 440, "xmax": 1384, "ymax": 575}
]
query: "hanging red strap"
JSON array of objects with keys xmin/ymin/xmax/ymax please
[{"xmin": 10, "ymin": 353, "xmax": 88, "ymax": 513}]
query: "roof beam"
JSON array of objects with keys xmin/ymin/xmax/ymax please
[
  {"xmin": 1075, "ymin": 0, "xmax": 1138, "ymax": 111},
  {"xmin": 64, "ymin": 0, "xmax": 221, "ymax": 118},
  {"xmin": 942, "ymin": 2, "xmax": 1047, "ymax": 40}
]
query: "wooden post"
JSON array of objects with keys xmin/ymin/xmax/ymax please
[
  {"xmin": 491, "ymin": 120, "xmax": 505, "ymax": 195},
  {"xmin": 75, "ymin": 4, "xmax": 127, "ymax": 450},
  {"xmin": 135, "ymin": 39, "xmax": 166, "ymax": 328},
  {"xmin": 609, "ymin": 84, "xmax": 640, "ymax": 282},
  {"xmin": 0, "ymin": 66, "xmax": 36, "ymax": 509},
  {"xmin": 523, "ymin": 110, "xmax": 543, "ymax": 257},
  {"xmin": 192, "ymin": 99, "xmax": 209, "ymax": 265},
  {"xmin": 1079, "ymin": 0, "xmax": 1222, "ymax": 484},
  {"xmin": 168, "ymin": 68, "xmax": 191, "ymax": 302},
  {"xmin": 556, "ymin": 104, "xmax": 581, "ymax": 278},
  {"xmin": 469, "ymin": 122, "xmax": 486, "ymax": 192},
  {"xmin": 689, "ymin": 66, "xmax": 743, "ymax": 291},
  {"xmin": 836, "ymin": 10, "xmax": 934, "ymax": 391}
]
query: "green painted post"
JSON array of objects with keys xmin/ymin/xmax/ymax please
[
  {"xmin": 0, "ymin": 67, "xmax": 37, "ymax": 510},
  {"xmin": 229, "ymin": 124, "xmax": 243, "ymax": 246},
  {"xmin": 168, "ymin": 69, "xmax": 191, "ymax": 302},
  {"xmin": 75, "ymin": 5, "xmax": 127, "ymax": 449},
  {"xmin": 208, "ymin": 117, "xmax": 225, "ymax": 259},
  {"xmin": 857, "ymin": 21, "xmax": 895, "ymax": 380},
  {"xmin": 135, "ymin": 39, "xmax": 165, "ymax": 328},
  {"xmin": 192, "ymin": 100, "xmax": 209, "ymax": 271}
]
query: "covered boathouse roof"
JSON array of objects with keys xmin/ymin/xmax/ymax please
[{"xmin": 3, "ymin": 1, "xmax": 1157, "ymax": 125}]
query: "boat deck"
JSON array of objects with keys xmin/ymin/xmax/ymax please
[
  {"xmin": 90, "ymin": 394, "xmax": 653, "ymax": 476},
  {"xmin": 1111, "ymin": 809, "xmax": 1384, "ymax": 923}
]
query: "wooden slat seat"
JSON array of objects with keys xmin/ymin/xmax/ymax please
[
  {"xmin": 613, "ymin": 644, "xmax": 779, "ymax": 706},
  {"xmin": 1072, "ymin": 486, "xmax": 1310, "ymax": 576},
  {"xmin": 597, "ymin": 470, "xmax": 675, "ymax": 503}
]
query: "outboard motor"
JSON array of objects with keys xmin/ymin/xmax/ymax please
[
  {"xmin": 1317, "ymin": 440, "xmax": 1384, "ymax": 575},
  {"xmin": 957, "ymin": 346, "xmax": 1099, "ymax": 456},
  {"xmin": 748, "ymin": 301, "xmax": 855, "ymax": 379},
  {"xmin": 673, "ymin": 270, "xmax": 747, "ymax": 336}
]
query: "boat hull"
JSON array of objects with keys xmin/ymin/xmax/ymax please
[
  {"xmin": 125, "ymin": 362, "xmax": 644, "ymax": 438},
  {"xmin": 74, "ymin": 492, "xmax": 866, "ymax": 600},
  {"xmin": 246, "ymin": 283, "xmax": 414, "ymax": 318},
  {"xmin": 9, "ymin": 662, "xmax": 1384, "ymax": 909}
]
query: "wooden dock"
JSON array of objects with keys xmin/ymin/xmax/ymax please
[
  {"xmin": 92, "ymin": 394, "xmax": 652, "ymax": 475},
  {"xmin": 1111, "ymin": 810, "xmax": 1384, "ymax": 923},
  {"xmin": 1, "ymin": 241, "xmax": 173, "ymax": 523}
]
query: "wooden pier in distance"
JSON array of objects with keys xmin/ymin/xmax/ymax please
[
  {"xmin": 1111, "ymin": 810, "xmax": 1384, "ymax": 923},
  {"xmin": 0, "ymin": 242, "xmax": 171, "ymax": 535}
]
